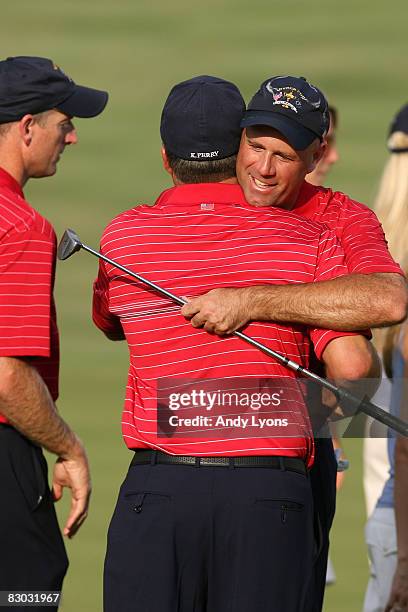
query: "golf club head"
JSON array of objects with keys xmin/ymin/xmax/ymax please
[{"xmin": 57, "ymin": 229, "xmax": 83, "ymax": 261}]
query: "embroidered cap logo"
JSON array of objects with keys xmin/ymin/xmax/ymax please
[
  {"xmin": 265, "ymin": 82, "xmax": 300, "ymax": 114},
  {"xmin": 265, "ymin": 79, "xmax": 322, "ymax": 114},
  {"xmin": 52, "ymin": 62, "xmax": 73, "ymax": 83}
]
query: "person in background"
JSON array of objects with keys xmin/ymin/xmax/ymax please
[
  {"xmin": 384, "ymin": 313, "xmax": 408, "ymax": 612},
  {"xmin": 363, "ymin": 103, "xmax": 408, "ymax": 612},
  {"xmin": 307, "ymin": 105, "xmax": 339, "ymax": 187},
  {"xmin": 181, "ymin": 77, "xmax": 407, "ymax": 612}
]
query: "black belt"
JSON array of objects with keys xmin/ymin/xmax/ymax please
[{"xmin": 131, "ymin": 450, "xmax": 306, "ymax": 475}]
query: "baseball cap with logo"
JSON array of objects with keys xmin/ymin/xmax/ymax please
[
  {"xmin": 241, "ymin": 76, "xmax": 330, "ymax": 150},
  {"xmin": 0, "ymin": 56, "xmax": 108, "ymax": 124},
  {"xmin": 160, "ymin": 75, "xmax": 245, "ymax": 161}
]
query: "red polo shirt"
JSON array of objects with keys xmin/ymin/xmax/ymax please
[
  {"xmin": 93, "ymin": 183, "xmax": 358, "ymax": 465},
  {"xmin": 294, "ymin": 182, "xmax": 402, "ymax": 275},
  {"xmin": 0, "ymin": 168, "xmax": 59, "ymax": 424}
]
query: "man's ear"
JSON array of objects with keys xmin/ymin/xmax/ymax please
[
  {"xmin": 307, "ymin": 140, "xmax": 326, "ymax": 173},
  {"xmin": 18, "ymin": 114, "xmax": 35, "ymax": 146},
  {"xmin": 161, "ymin": 146, "xmax": 172, "ymax": 175}
]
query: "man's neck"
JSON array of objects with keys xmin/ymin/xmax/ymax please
[{"xmin": 0, "ymin": 151, "xmax": 27, "ymax": 188}]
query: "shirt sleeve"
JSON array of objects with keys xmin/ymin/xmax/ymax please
[
  {"xmin": 0, "ymin": 228, "xmax": 54, "ymax": 357},
  {"xmin": 93, "ymin": 258, "xmax": 125, "ymax": 340},
  {"xmin": 339, "ymin": 202, "xmax": 403, "ymax": 275},
  {"xmin": 308, "ymin": 226, "xmax": 371, "ymax": 360}
]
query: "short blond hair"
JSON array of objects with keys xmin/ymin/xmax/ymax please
[{"xmin": 0, "ymin": 122, "xmax": 12, "ymax": 138}]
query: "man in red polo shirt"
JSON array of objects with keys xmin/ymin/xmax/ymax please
[
  {"xmin": 180, "ymin": 76, "xmax": 407, "ymax": 612},
  {"xmin": 93, "ymin": 76, "xmax": 379, "ymax": 612},
  {"xmin": 0, "ymin": 56, "xmax": 108, "ymax": 600}
]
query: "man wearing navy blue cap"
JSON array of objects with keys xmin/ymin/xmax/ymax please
[
  {"xmin": 0, "ymin": 56, "xmax": 108, "ymax": 606},
  {"xmin": 181, "ymin": 75, "xmax": 407, "ymax": 612},
  {"xmin": 182, "ymin": 76, "xmax": 406, "ymax": 331}
]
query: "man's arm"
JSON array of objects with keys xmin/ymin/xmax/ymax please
[
  {"xmin": 306, "ymin": 334, "xmax": 381, "ymax": 430},
  {"xmin": 295, "ymin": 332, "xmax": 380, "ymax": 432},
  {"xmin": 182, "ymin": 193, "xmax": 407, "ymax": 334},
  {"xmin": 181, "ymin": 272, "xmax": 407, "ymax": 334},
  {"xmin": 93, "ymin": 259, "xmax": 125, "ymax": 341},
  {"xmin": 322, "ymin": 335, "xmax": 381, "ymax": 409},
  {"xmin": 0, "ymin": 356, "xmax": 90, "ymax": 538}
]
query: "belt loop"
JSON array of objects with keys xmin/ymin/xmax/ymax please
[
  {"xmin": 229, "ymin": 457, "xmax": 235, "ymax": 470},
  {"xmin": 195, "ymin": 457, "xmax": 201, "ymax": 468},
  {"xmin": 150, "ymin": 451, "xmax": 157, "ymax": 465},
  {"xmin": 279, "ymin": 457, "xmax": 285, "ymax": 471}
]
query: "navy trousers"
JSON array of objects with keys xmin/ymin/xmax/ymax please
[
  {"xmin": 0, "ymin": 426, "xmax": 68, "ymax": 611},
  {"xmin": 104, "ymin": 458, "xmax": 314, "ymax": 612},
  {"xmin": 306, "ymin": 438, "xmax": 337, "ymax": 612}
]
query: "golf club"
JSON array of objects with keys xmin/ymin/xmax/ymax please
[{"xmin": 58, "ymin": 228, "xmax": 408, "ymax": 438}]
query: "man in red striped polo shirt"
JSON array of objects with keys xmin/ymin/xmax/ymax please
[
  {"xmin": 93, "ymin": 76, "xmax": 379, "ymax": 612},
  {"xmin": 0, "ymin": 56, "xmax": 108, "ymax": 601},
  {"xmin": 182, "ymin": 78, "xmax": 406, "ymax": 333},
  {"xmin": 181, "ymin": 76, "xmax": 407, "ymax": 612}
]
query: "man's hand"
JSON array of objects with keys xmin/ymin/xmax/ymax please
[
  {"xmin": 52, "ymin": 438, "xmax": 91, "ymax": 539},
  {"xmin": 0, "ymin": 357, "xmax": 93, "ymax": 538},
  {"xmin": 181, "ymin": 288, "xmax": 251, "ymax": 335},
  {"xmin": 385, "ymin": 560, "xmax": 408, "ymax": 611}
]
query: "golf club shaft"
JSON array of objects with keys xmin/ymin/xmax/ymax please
[
  {"xmin": 84, "ymin": 242, "xmax": 408, "ymax": 437},
  {"xmin": 82, "ymin": 244, "xmax": 186, "ymax": 306}
]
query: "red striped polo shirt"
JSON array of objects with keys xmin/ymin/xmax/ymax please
[
  {"xmin": 294, "ymin": 182, "xmax": 402, "ymax": 275},
  {"xmin": 0, "ymin": 168, "xmax": 59, "ymax": 424},
  {"xmin": 93, "ymin": 183, "xmax": 357, "ymax": 465}
]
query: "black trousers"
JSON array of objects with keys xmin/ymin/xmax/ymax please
[
  {"xmin": 104, "ymin": 458, "xmax": 314, "ymax": 612},
  {"xmin": 305, "ymin": 438, "xmax": 337, "ymax": 612},
  {"xmin": 0, "ymin": 426, "xmax": 68, "ymax": 611}
]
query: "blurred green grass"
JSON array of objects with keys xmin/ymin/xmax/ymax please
[{"xmin": 3, "ymin": 0, "xmax": 407, "ymax": 609}]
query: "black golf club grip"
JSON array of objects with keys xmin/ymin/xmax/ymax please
[
  {"xmin": 359, "ymin": 397, "xmax": 408, "ymax": 436},
  {"xmin": 338, "ymin": 388, "xmax": 408, "ymax": 437}
]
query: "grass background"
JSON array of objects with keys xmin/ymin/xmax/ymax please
[{"xmin": 3, "ymin": 0, "xmax": 407, "ymax": 609}]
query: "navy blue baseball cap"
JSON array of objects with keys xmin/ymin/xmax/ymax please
[
  {"xmin": 0, "ymin": 56, "xmax": 108, "ymax": 124},
  {"xmin": 389, "ymin": 104, "xmax": 408, "ymax": 136},
  {"xmin": 241, "ymin": 76, "xmax": 330, "ymax": 150},
  {"xmin": 160, "ymin": 75, "xmax": 245, "ymax": 161},
  {"xmin": 388, "ymin": 104, "xmax": 408, "ymax": 153}
]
